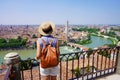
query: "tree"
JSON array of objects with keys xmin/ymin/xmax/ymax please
[
  {"xmin": 17, "ymin": 36, "xmax": 22, "ymax": 42},
  {"xmin": 9, "ymin": 38, "xmax": 18, "ymax": 43},
  {"xmin": 0, "ymin": 38, "xmax": 6, "ymax": 43},
  {"xmin": 32, "ymin": 34, "xmax": 37, "ymax": 38},
  {"xmin": 21, "ymin": 39, "xmax": 27, "ymax": 45}
]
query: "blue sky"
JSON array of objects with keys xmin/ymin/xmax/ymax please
[{"xmin": 0, "ymin": 0, "xmax": 120, "ymax": 25}]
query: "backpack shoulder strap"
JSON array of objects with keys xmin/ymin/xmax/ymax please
[
  {"xmin": 41, "ymin": 37, "xmax": 55, "ymax": 46},
  {"xmin": 41, "ymin": 38, "xmax": 47, "ymax": 47},
  {"xmin": 49, "ymin": 38, "xmax": 55, "ymax": 45}
]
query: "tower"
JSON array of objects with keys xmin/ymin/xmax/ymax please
[{"xmin": 66, "ymin": 20, "xmax": 69, "ymax": 42}]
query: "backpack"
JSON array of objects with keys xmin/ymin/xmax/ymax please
[{"xmin": 40, "ymin": 38, "xmax": 59, "ymax": 68}]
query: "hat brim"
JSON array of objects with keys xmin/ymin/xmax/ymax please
[{"xmin": 38, "ymin": 21, "xmax": 55, "ymax": 36}]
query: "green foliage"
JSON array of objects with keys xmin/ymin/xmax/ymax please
[
  {"xmin": 73, "ymin": 66, "xmax": 96, "ymax": 77},
  {"xmin": 88, "ymin": 34, "xmax": 91, "ymax": 40},
  {"xmin": 21, "ymin": 39, "xmax": 27, "ymax": 45},
  {"xmin": 32, "ymin": 34, "xmax": 37, "ymax": 38},
  {"xmin": 19, "ymin": 58, "xmax": 32, "ymax": 70},
  {"xmin": 0, "ymin": 38, "xmax": 6, "ymax": 43},
  {"xmin": 17, "ymin": 36, "xmax": 22, "ymax": 42},
  {"xmin": 98, "ymin": 50, "xmax": 111, "ymax": 58},
  {"xmin": 73, "ymin": 67, "xmax": 81, "ymax": 77},
  {"xmin": 9, "ymin": 38, "xmax": 19, "ymax": 43},
  {"xmin": 80, "ymin": 66, "xmax": 96, "ymax": 75},
  {"xmin": 87, "ymin": 51, "xmax": 92, "ymax": 58},
  {"xmin": 85, "ymin": 65, "xmax": 91, "ymax": 73},
  {"xmin": 77, "ymin": 39, "xmax": 92, "ymax": 45},
  {"xmin": 64, "ymin": 40, "xmax": 67, "ymax": 45},
  {"xmin": 116, "ymin": 36, "xmax": 120, "ymax": 41},
  {"xmin": 0, "ymin": 37, "xmax": 27, "ymax": 49},
  {"xmin": 88, "ymin": 48, "xmax": 92, "ymax": 50},
  {"xmin": 106, "ymin": 31, "xmax": 116, "ymax": 37},
  {"xmin": 0, "ymin": 43, "xmax": 22, "ymax": 48}
]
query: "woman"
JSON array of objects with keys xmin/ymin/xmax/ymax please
[{"xmin": 36, "ymin": 21, "xmax": 60, "ymax": 80}]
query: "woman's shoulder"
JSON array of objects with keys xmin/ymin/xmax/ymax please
[
  {"xmin": 37, "ymin": 37, "xmax": 42, "ymax": 41},
  {"xmin": 37, "ymin": 38, "xmax": 43, "ymax": 44},
  {"xmin": 38, "ymin": 35, "xmax": 58, "ymax": 42}
]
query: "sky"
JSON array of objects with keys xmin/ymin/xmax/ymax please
[{"xmin": 0, "ymin": 0, "xmax": 120, "ymax": 25}]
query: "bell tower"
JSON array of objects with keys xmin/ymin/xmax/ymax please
[{"xmin": 66, "ymin": 20, "xmax": 69, "ymax": 42}]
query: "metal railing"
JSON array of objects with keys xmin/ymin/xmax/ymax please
[{"xmin": 4, "ymin": 46, "xmax": 120, "ymax": 80}]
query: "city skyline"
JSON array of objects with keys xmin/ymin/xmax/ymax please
[{"xmin": 0, "ymin": 0, "xmax": 120, "ymax": 25}]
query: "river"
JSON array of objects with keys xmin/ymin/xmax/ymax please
[
  {"xmin": 0, "ymin": 46, "xmax": 76, "ymax": 65},
  {"xmin": 83, "ymin": 35, "xmax": 113, "ymax": 48},
  {"xmin": 0, "ymin": 35, "xmax": 113, "ymax": 65}
]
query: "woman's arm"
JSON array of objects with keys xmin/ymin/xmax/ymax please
[{"xmin": 36, "ymin": 40, "xmax": 41, "ymax": 60}]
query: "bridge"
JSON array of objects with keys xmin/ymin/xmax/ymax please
[{"xmin": 67, "ymin": 42, "xmax": 89, "ymax": 51}]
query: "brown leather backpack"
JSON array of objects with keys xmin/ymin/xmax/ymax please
[{"xmin": 40, "ymin": 38, "xmax": 59, "ymax": 68}]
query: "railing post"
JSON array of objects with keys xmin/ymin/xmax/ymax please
[
  {"xmin": 4, "ymin": 52, "xmax": 21, "ymax": 80},
  {"xmin": 116, "ymin": 49, "xmax": 120, "ymax": 74}
]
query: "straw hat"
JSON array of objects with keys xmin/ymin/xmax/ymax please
[{"xmin": 38, "ymin": 21, "xmax": 55, "ymax": 36}]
